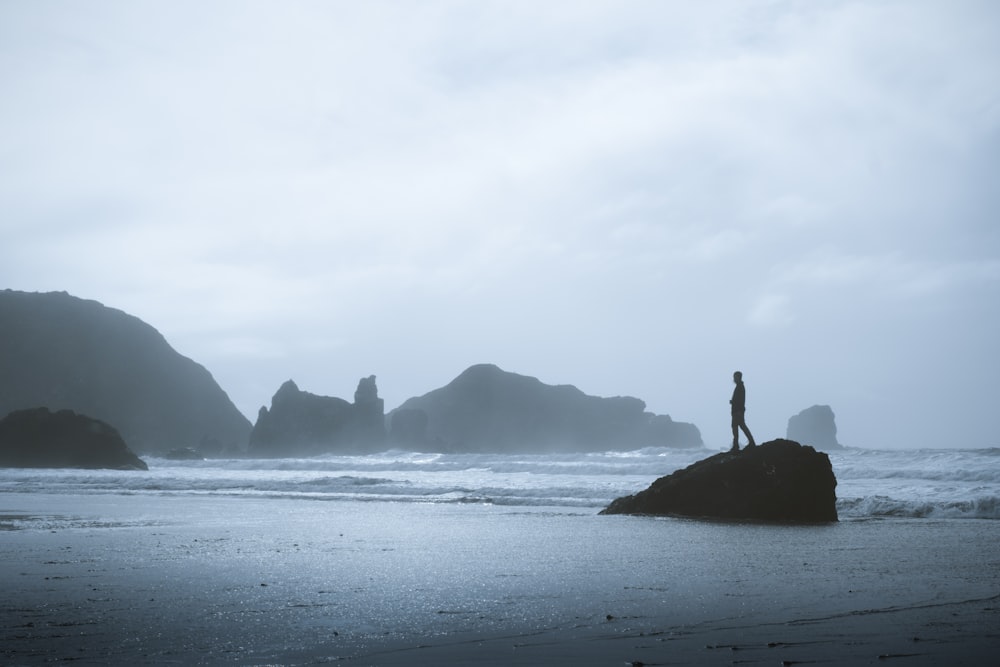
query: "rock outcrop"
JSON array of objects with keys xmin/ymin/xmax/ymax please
[
  {"xmin": 0, "ymin": 407, "xmax": 148, "ymax": 470},
  {"xmin": 0, "ymin": 290, "xmax": 251, "ymax": 454},
  {"xmin": 787, "ymin": 405, "xmax": 842, "ymax": 450},
  {"xmin": 600, "ymin": 439, "xmax": 837, "ymax": 522},
  {"xmin": 389, "ymin": 363, "xmax": 702, "ymax": 452},
  {"xmin": 248, "ymin": 376, "xmax": 386, "ymax": 456}
]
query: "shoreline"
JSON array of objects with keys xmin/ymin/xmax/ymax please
[
  {"xmin": 320, "ymin": 592, "xmax": 1000, "ymax": 666},
  {"xmin": 2, "ymin": 494, "xmax": 999, "ymax": 665}
]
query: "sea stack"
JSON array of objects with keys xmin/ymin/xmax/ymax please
[
  {"xmin": 600, "ymin": 439, "xmax": 837, "ymax": 522},
  {"xmin": 248, "ymin": 376, "xmax": 387, "ymax": 456},
  {"xmin": 787, "ymin": 404, "xmax": 843, "ymax": 450}
]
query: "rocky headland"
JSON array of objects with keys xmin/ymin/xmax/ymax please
[
  {"xmin": 600, "ymin": 439, "xmax": 838, "ymax": 522},
  {"xmin": 0, "ymin": 407, "xmax": 148, "ymax": 470},
  {"xmin": 389, "ymin": 363, "xmax": 702, "ymax": 452},
  {"xmin": 3, "ymin": 290, "xmax": 708, "ymax": 458},
  {"xmin": 0, "ymin": 290, "xmax": 251, "ymax": 454}
]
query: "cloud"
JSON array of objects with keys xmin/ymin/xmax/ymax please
[
  {"xmin": 2, "ymin": 1, "xmax": 999, "ymax": 448},
  {"xmin": 747, "ymin": 293, "xmax": 794, "ymax": 329},
  {"xmin": 770, "ymin": 251, "xmax": 1000, "ymax": 300}
]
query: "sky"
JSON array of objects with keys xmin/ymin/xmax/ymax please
[{"xmin": 2, "ymin": 0, "xmax": 999, "ymax": 450}]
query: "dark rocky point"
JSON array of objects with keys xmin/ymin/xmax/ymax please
[
  {"xmin": 600, "ymin": 439, "xmax": 837, "ymax": 522},
  {"xmin": 0, "ymin": 407, "xmax": 148, "ymax": 470}
]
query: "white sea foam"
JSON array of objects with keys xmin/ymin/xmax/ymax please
[
  {"xmin": 836, "ymin": 494, "xmax": 1000, "ymax": 520},
  {"xmin": 1, "ymin": 446, "xmax": 998, "ymax": 519},
  {"xmin": 828, "ymin": 448, "xmax": 1000, "ymax": 519}
]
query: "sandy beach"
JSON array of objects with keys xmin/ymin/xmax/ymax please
[{"xmin": 2, "ymin": 492, "xmax": 998, "ymax": 665}]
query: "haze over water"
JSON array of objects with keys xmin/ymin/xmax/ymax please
[{"xmin": 3, "ymin": 1, "xmax": 998, "ymax": 450}]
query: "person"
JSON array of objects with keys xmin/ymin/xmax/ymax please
[{"xmin": 730, "ymin": 371, "xmax": 756, "ymax": 452}]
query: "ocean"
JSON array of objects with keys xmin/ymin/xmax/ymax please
[
  {"xmin": 2, "ymin": 445, "xmax": 999, "ymax": 665},
  {"xmin": 1, "ymin": 445, "xmax": 998, "ymax": 521}
]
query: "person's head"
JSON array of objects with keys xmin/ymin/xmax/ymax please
[{"xmin": 733, "ymin": 371, "xmax": 743, "ymax": 383}]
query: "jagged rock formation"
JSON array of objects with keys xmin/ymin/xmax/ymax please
[
  {"xmin": 389, "ymin": 363, "xmax": 702, "ymax": 452},
  {"xmin": 600, "ymin": 439, "xmax": 838, "ymax": 522},
  {"xmin": 0, "ymin": 407, "xmax": 148, "ymax": 470},
  {"xmin": 0, "ymin": 290, "xmax": 251, "ymax": 454},
  {"xmin": 787, "ymin": 404, "xmax": 842, "ymax": 450},
  {"xmin": 249, "ymin": 376, "xmax": 386, "ymax": 456}
]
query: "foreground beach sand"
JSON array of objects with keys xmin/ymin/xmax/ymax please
[{"xmin": 2, "ymin": 494, "xmax": 998, "ymax": 665}]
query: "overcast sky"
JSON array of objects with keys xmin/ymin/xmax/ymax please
[{"xmin": 2, "ymin": 1, "xmax": 998, "ymax": 449}]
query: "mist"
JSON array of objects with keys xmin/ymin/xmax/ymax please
[{"xmin": 2, "ymin": 1, "xmax": 998, "ymax": 449}]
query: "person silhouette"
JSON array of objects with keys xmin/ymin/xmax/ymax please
[{"xmin": 730, "ymin": 371, "xmax": 756, "ymax": 452}]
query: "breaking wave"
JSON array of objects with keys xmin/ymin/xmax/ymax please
[
  {"xmin": 837, "ymin": 494, "xmax": 1000, "ymax": 520},
  {"xmin": 1, "ymin": 446, "xmax": 998, "ymax": 519}
]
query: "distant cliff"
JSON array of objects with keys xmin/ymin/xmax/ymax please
[
  {"xmin": 0, "ymin": 290, "xmax": 251, "ymax": 454},
  {"xmin": 248, "ymin": 376, "xmax": 386, "ymax": 456},
  {"xmin": 787, "ymin": 404, "xmax": 843, "ymax": 450},
  {"xmin": 389, "ymin": 364, "xmax": 702, "ymax": 452}
]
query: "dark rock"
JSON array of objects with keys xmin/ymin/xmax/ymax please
[
  {"xmin": 600, "ymin": 439, "xmax": 837, "ymax": 522},
  {"xmin": 389, "ymin": 364, "xmax": 702, "ymax": 452},
  {"xmin": 248, "ymin": 377, "xmax": 387, "ymax": 456},
  {"xmin": 0, "ymin": 290, "xmax": 251, "ymax": 454},
  {"xmin": 786, "ymin": 405, "xmax": 842, "ymax": 450},
  {"xmin": 0, "ymin": 407, "xmax": 148, "ymax": 470},
  {"xmin": 352, "ymin": 375, "xmax": 386, "ymax": 437}
]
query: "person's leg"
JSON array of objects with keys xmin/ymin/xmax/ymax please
[
  {"xmin": 739, "ymin": 421, "xmax": 755, "ymax": 447},
  {"xmin": 731, "ymin": 414, "xmax": 740, "ymax": 451}
]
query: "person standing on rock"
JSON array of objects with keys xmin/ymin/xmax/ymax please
[{"xmin": 730, "ymin": 371, "xmax": 756, "ymax": 452}]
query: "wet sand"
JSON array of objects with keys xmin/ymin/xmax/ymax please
[{"xmin": 2, "ymin": 494, "xmax": 999, "ymax": 665}]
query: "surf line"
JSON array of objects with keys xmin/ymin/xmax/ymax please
[{"xmin": 786, "ymin": 592, "xmax": 1000, "ymax": 625}]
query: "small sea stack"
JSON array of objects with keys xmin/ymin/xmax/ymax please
[
  {"xmin": 600, "ymin": 439, "xmax": 837, "ymax": 522},
  {"xmin": 787, "ymin": 404, "xmax": 843, "ymax": 450}
]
